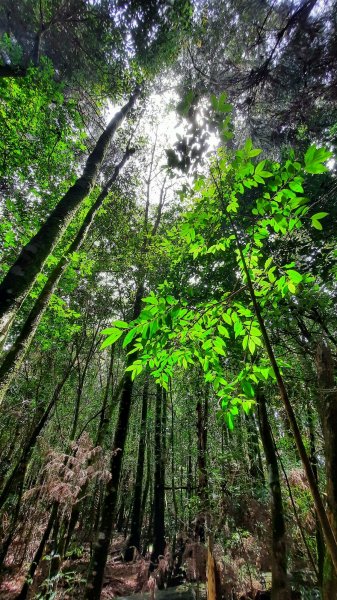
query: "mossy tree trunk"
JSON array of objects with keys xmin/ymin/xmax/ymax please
[{"xmin": 0, "ymin": 90, "xmax": 139, "ymax": 345}]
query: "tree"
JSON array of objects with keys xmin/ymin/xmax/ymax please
[{"xmin": 102, "ymin": 137, "xmax": 337, "ymax": 585}]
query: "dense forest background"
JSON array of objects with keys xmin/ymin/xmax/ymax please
[{"xmin": 0, "ymin": 1, "xmax": 337, "ymax": 599}]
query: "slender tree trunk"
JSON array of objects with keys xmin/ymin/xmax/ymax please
[
  {"xmin": 150, "ymin": 386, "xmax": 166, "ymax": 576},
  {"xmin": 125, "ymin": 375, "xmax": 149, "ymax": 561},
  {"xmin": 245, "ymin": 412, "xmax": 265, "ymax": 485},
  {"xmin": 63, "ymin": 357, "xmax": 122, "ymax": 556},
  {"xmin": 16, "ymin": 503, "xmax": 59, "ymax": 600},
  {"xmin": 85, "ymin": 167, "xmax": 165, "ymax": 595},
  {"xmin": 0, "ymin": 89, "xmax": 139, "ymax": 343},
  {"xmin": 85, "ymin": 284, "xmax": 144, "ymax": 599},
  {"xmin": 0, "ymin": 365, "xmax": 73, "ymax": 512},
  {"xmin": 143, "ymin": 479, "xmax": 154, "ymax": 556},
  {"xmin": 232, "ymin": 220, "xmax": 337, "ymax": 574},
  {"xmin": 0, "ymin": 472, "xmax": 25, "ymax": 568},
  {"xmin": 0, "ymin": 150, "xmax": 134, "ymax": 405},
  {"xmin": 257, "ymin": 391, "xmax": 291, "ymax": 600},
  {"xmin": 307, "ymin": 397, "xmax": 325, "ymax": 586},
  {"xmin": 85, "ymin": 372, "xmax": 134, "ymax": 598},
  {"xmin": 195, "ymin": 390, "xmax": 208, "ymax": 544},
  {"xmin": 316, "ymin": 341, "xmax": 337, "ymax": 599},
  {"xmin": 140, "ymin": 440, "xmax": 152, "ymax": 553}
]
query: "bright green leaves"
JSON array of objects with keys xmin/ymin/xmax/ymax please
[
  {"xmin": 125, "ymin": 359, "xmax": 143, "ymax": 380},
  {"xmin": 110, "ymin": 320, "xmax": 129, "ymax": 329},
  {"xmin": 254, "ymin": 160, "xmax": 273, "ymax": 183},
  {"xmin": 142, "ymin": 292, "xmax": 159, "ymax": 305},
  {"xmin": 304, "ymin": 145, "xmax": 332, "ymax": 174},
  {"xmin": 100, "ymin": 139, "xmax": 332, "ymax": 428},
  {"xmin": 311, "ymin": 212, "xmax": 328, "ymax": 230},
  {"xmin": 286, "ymin": 269, "xmax": 302, "ymax": 284},
  {"xmin": 100, "ymin": 328, "xmax": 124, "ymax": 349},
  {"xmin": 123, "ymin": 327, "xmax": 141, "ymax": 348},
  {"xmin": 101, "ymin": 319, "xmax": 135, "ymax": 349},
  {"xmin": 242, "ymin": 138, "xmax": 262, "ymax": 158}
]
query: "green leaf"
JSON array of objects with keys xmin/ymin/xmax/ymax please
[
  {"xmin": 248, "ymin": 338, "xmax": 256, "ymax": 354},
  {"xmin": 218, "ymin": 324, "xmax": 230, "ymax": 338},
  {"xmin": 289, "ymin": 181, "xmax": 303, "ymax": 193},
  {"xmin": 304, "ymin": 145, "xmax": 332, "ymax": 174},
  {"xmin": 123, "ymin": 327, "xmax": 140, "ymax": 348},
  {"xmin": 142, "ymin": 294, "xmax": 158, "ymax": 305},
  {"xmin": 311, "ymin": 219, "xmax": 323, "ymax": 230},
  {"xmin": 222, "ymin": 312, "xmax": 232, "ymax": 326},
  {"xmin": 242, "ymin": 380, "xmax": 255, "ymax": 398},
  {"xmin": 311, "ymin": 212, "xmax": 328, "ymax": 221},
  {"xmin": 287, "ymin": 270, "xmax": 302, "ymax": 284},
  {"xmin": 225, "ymin": 412, "xmax": 234, "ymax": 430},
  {"xmin": 100, "ymin": 329, "xmax": 123, "ymax": 349},
  {"xmin": 113, "ymin": 320, "xmax": 129, "ymax": 329}
]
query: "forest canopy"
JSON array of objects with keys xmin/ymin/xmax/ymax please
[{"xmin": 0, "ymin": 1, "xmax": 337, "ymax": 599}]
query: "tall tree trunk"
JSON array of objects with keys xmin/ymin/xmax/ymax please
[
  {"xmin": 257, "ymin": 391, "xmax": 291, "ymax": 600},
  {"xmin": 16, "ymin": 503, "xmax": 59, "ymax": 600},
  {"xmin": 307, "ymin": 397, "xmax": 325, "ymax": 587},
  {"xmin": 150, "ymin": 386, "xmax": 166, "ymax": 575},
  {"xmin": 0, "ymin": 471, "xmax": 25, "ymax": 568},
  {"xmin": 85, "ymin": 284, "xmax": 144, "ymax": 600},
  {"xmin": 85, "ymin": 372, "xmax": 134, "ymax": 598},
  {"xmin": 245, "ymin": 412, "xmax": 265, "ymax": 485},
  {"xmin": 232, "ymin": 221, "xmax": 337, "ymax": 574},
  {"xmin": 0, "ymin": 89, "xmax": 139, "ymax": 343},
  {"xmin": 125, "ymin": 375, "xmax": 149, "ymax": 561},
  {"xmin": 316, "ymin": 341, "xmax": 337, "ymax": 599},
  {"xmin": 141, "ymin": 439, "xmax": 152, "ymax": 554},
  {"xmin": 0, "ymin": 150, "xmax": 134, "ymax": 405},
  {"xmin": 195, "ymin": 390, "xmax": 208, "ymax": 544}
]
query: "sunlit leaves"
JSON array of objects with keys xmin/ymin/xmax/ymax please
[
  {"xmin": 100, "ymin": 140, "xmax": 332, "ymax": 427},
  {"xmin": 304, "ymin": 145, "xmax": 332, "ymax": 174}
]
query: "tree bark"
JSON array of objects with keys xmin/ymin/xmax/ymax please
[
  {"xmin": 150, "ymin": 386, "xmax": 166, "ymax": 574},
  {"xmin": 16, "ymin": 503, "xmax": 59, "ymax": 600},
  {"xmin": 316, "ymin": 341, "xmax": 337, "ymax": 599},
  {"xmin": 245, "ymin": 412, "xmax": 265, "ymax": 485},
  {"xmin": 195, "ymin": 390, "xmax": 208, "ymax": 544},
  {"xmin": 307, "ymin": 397, "xmax": 325, "ymax": 586},
  {"xmin": 0, "ymin": 89, "xmax": 140, "ymax": 344},
  {"xmin": 85, "ymin": 283, "xmax": 144, "ymax": 599},
  {"xmin": 124, "ymin": 375, "xmax": 149, "ymax": 561},
  {"xmin": 85, "ymin": 372, "xmax": 134, "ymax": 598},
  {"xmin": 0, "ymin": 149, "xmax": 134, "ymax": 405},
  {"xmin": 257, "ymin": 391, "xmax": 291, "ymax": 600},
  {"xmin": 63, "ymin": 356, "xmax": 122, "ymax": 556}
]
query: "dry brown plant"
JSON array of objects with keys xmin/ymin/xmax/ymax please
[{"xmin": 23, "ymin": 433, "xmax": 110, "ymax": 514}]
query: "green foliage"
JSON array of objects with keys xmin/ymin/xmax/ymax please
[
  {"xmin": 0, "ymin": 60, "xmax": 86, "ymax": 276},
  {"xmin": 101, "ymin": 140, "xmax": 332, "ymax": 426}
]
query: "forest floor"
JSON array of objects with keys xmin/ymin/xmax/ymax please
[
  {"xmin": 0, "ymin": 534, "xmax": 317, "ymax": 599},
  {"xmin": 0, "ymin": 535, "xmax": 209, "ymax": 599},
  {"xmin": 0, "ymin": 555, "xmax": 204, "ymax": 599}
]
